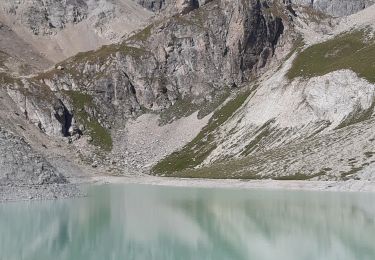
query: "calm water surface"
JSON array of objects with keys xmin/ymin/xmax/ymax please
[{"xmin": 1, "ymin": 184, "xmax": 375, "ymax": 260}]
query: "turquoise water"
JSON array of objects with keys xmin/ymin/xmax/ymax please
[{"xmin": 0, "ymin": 184, "xmax": 375, "ymax": 260}]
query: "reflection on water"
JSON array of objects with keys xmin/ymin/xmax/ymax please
[{"xmin": 1, "ymin": 184, "xmax": 375, "ymax": 260}]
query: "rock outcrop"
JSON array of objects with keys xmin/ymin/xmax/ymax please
[
  {"xmin": 292, "ymin": 0, "xmax": 374, "ymax": 17},
  {"xmin": 37, "ymin": 0, "xmax": 285, "ymax": 128},
  {"xmin": 0, "ymin": 127, "xmax": 65, "ymax": 186},
  {"xmin": 135, "ymin": 0, "xmax": 168, "ymax": 11},
  {"xmin": 0, "ymin": 0, "xmax": 87, "ymax": 36},
  {"xmin": 2, "ymin": 76, "xmax": 72, "ymax": 137},
  {"xmin": 0, "ymin": 0, "xmax": 153, "ymax": 63},
  {"xmin": 137, "ymin": 0, "xmax": 375, "ymax": 16}
]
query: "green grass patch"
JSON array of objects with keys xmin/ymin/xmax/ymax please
[
  {"xmin": 364, "ymin": 151, "xmax": 375, "ymax": 158},
  {"xmin": 299, "ymin": 5, "xmax": 331, "ymax": 23},
  {"xmin": 0, "ymin": 51, "xmax": 9, "ymax": 69},
  {"xmin": 162, "ymin": 150, "xmax": 328, "ymax": 180},
  {"xmin": 159, "ymin": 96, "xmax": 198, "ymax": 125},
  {"xmin": 166, "ymin": 160, "xmax": 263, "ymax": 179},
  {"xmin": 287, "ymin": 29, "xmax": 375, "ymax": 83},
  {"xmin": 335, "ymin": 101, "xmax": 375, "ymax": 129},
  {"xmin": 240, "ymin": 120, "xmax": 274, "ymax": 156},
  {"xmin": 63, "ymin": 90, "xmax": 112, "ymax": 151},
  {"xmin": 0, "ymin": 73, "xmax": 20, "ymax": 85},
  {"xmin": 340, "ymin": 166, "xmax": 363, "ymax": 180},
  {"xmin": 70, "ymin": 44, "xmax": 147, "ymax": 64},
  {"xmin": 36, "ymin": 44, "xmax": 148, "ymax": 82},
  {"xmin": 273, "ymin": 171, "xmax": 325, "ymax": 180},
  {"xmin": 159, "ymin": 89, "xmax": 230, "ymax": 125},
  {"xmin": 128, "ymin": 25, "xmax": 153, "ymax": 42},
  {"xmin": 1, "ymin": 75, "xmax": 49, "ymax": 100},
  {"xmin": 172, "ymin": 14, "xmax": 198, "ymax": 27},
  {"xmin": 262, "ymin": 0, "xmax": 290, "ymax": 21},
  {"xmin": 152, "ymin": 89, "xmax": 252, "ymax": 175},
  {"xmin": 186, "ymin": 6, "xmax": 206, "ymax": 28}
]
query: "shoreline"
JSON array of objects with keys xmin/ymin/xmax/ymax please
[
  {"xmin": 2, "ymin": 175, "xmax": 375, "ymax": 203},
  {"xmin": 0, "ymin": 183, "xmax": 83, "ymax": 203},
  {"xmin": 89, "ymin": 175, "xmax": 375, "ymax": 193}
]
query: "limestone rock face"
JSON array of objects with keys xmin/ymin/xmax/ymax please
[
  {"xmin": 175, "ymin": 0, "xmax": 198, "ymax": 14},
  {"xmin": 292, "ymin": 0, "xmax": 374, "ymax": 16},
  {"xmin": 135, "ymin": 0, "xmax": 168, "ymax": 11},
  {"xmin": 3, "ymin": 78, "xmax": 72, "ymax": 137},
  {"xmin": 38, "ymin": 0, "xmax": 284, "ymax": 128},
  {"xmin": 137, "ymin": 0, "xmax": 374, "ymax": 16},
  {"xmin": 0, "ymin": 127, "xmax": 66, "ymax": 186},
  {"xmin": 0, "ymin": 0, "xmax": 88, "ymax": 35},
  {"xmin": 0, "ymin": 0, "xmax": 153, "ymax": 63},
  {"xmin": 0, "ymin": 0, "xmax": 285, "ymax": 162}
]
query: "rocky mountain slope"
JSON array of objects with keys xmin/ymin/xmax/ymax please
[
  {"xmin": 23, "ymin": 0, "xmax": 291, "ymax": 171},
  {"xmin": 136, "ymin": 0, "xmax": 375, "ymax": 17},
  {"xmin": 0, "ymin": 83, "xmax": 87, "ymax": 201},
  {"xmin": 154, "ymin": 3, "xmax": 375, "ymax": 181},
  {"xmin": 0, "ymin": 0, "xmax": 375, "ymax": 199},
  {"xmin": 0, "ymin": 0, "xmax": 152, "ymax": 69},
  {"xmin": 293, "ymin": 0, "xmax": 374, "ymax": 17}
]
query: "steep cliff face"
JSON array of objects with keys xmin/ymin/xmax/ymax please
[
  {"xmin": 3, "ymin": 77, "xmax": 72, "ymax": 137},
  {"xmin": 37, "ymin": 0, "xmax": 284, "ymax": 123}
]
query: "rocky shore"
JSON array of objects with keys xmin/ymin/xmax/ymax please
[
  {"xmin": 0, "ymin": 184, "xmax": 83, "ymax": 203},
  {"xmin": 92, "ymin": 175, "xmax": 375, "ymax": 193},
  {"xmin": 0, "ymin": 127, "xmax": 84, "ymax": 203},
  {"xmin": 3, "ymin": 174, "xmax": 375, "ymax": 204}
]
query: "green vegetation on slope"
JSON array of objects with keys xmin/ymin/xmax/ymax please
[
  {"xmin": 287, "ymin": 29, "xmax": 375, "ymax": 83},
  {"xmin": 152, "ymin": 89, "xmax": 252, "ymax": 175},
  {"xmin": 70, "ymin": 44, "xmax": 147, "ymax": 64},
  {"xmin": 240, "ymin": 120, "xmax": 275, "ymax": 157},
  {"xmin": 36, "ymin": 44, "xmax": 148, "ymax": 81},
  {"xmin": 63, "ymin": 91, "xmax": 112, "ymax": 151},
  {"xmin": 299, "ymin": 6, "xmax": 331, "ymax": 24},
  {"xmin": 159, "ymin": 89, "xmax": 230, "ymax": 125},
  {"xmin": 262, "ymin": 0, "xmax": 290, "ymax": 21},
  {"xmin": 335, "ymin": 101, "xmax": 375, "ymax": 129},
  {"xmin": 128, "ymin": 25, "xmax": 153, "ymax": 42},
  {"xmin": 0, "ymin": 51, "xmax": 8, "ymax": 69},
  {"xmin": 0, "ymin": 73, "xmax": 18, "ymax": 84}
]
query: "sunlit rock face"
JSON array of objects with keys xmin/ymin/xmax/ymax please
[
  {"xmin": 37, "ymin": 0, "xmax": 284, "ymax": 126},
  {"xmin": 0, "ymin": 0, "xmax": 151, "ymax": 36},
  {"xmin": 291, "ymin": 0, "xmax": 374, "ymax": 16},
  {"xmin": 137, "ymin": 0, "xmax": 374, "ymax": 16},
  {"xmin": 0, "ymin": 127, "xmax": 65, "ymax": 186},
  {"xmin": 0, "ymin": 0, "xmax": 152, "ymax": 63}
]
